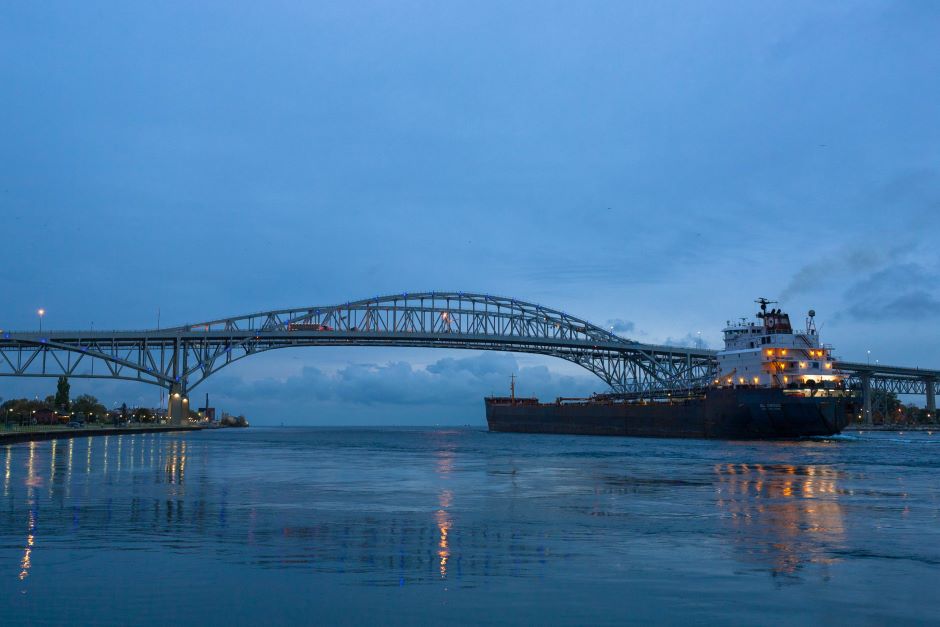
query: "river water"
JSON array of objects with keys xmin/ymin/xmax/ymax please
[{"xmin": 2, "ymin": 427, "xmax": 939, "ymax": 625}]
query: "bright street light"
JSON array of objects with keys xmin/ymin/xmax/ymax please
[{"xmin": 37, "ymin": 308, "xmax": 45, "ymax": 333}]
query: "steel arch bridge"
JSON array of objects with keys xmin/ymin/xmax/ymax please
[
  {"xmin": 0, "ymin": 292, "xmax": 718, "ymax": 407},
  {"xmin": 4, "ymin": 291, "xmax": 939, "ymax": 426}
]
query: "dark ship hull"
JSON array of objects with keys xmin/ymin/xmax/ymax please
[{"xmin": 485, "ymin": 387, "xmax": 852, "ymax": 439}]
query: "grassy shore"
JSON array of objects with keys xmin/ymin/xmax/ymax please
[{"xmin": 0, "ymin": 423, "xmax": 203, "ymax": 444}]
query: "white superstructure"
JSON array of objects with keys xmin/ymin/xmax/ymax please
[{"xmin": 715, "ymin": 299, "xmax": 842, "ymax": 392}]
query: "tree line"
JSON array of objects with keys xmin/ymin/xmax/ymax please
[{"xmin": 1, "ymin": 376, "xmax": 161, "ymax": 425}]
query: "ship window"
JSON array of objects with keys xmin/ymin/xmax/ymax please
[
  {"xmin": 749, "ymin": 342, "xmax": 755, "ymax": 348},
  {"xmin": 812, "ymin": 361, "xmax": 820, "ymax": 369}
]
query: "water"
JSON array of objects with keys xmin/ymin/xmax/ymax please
[{"xmin": 2, "ymin": 428, "xmax": 940, "ymax": 625}]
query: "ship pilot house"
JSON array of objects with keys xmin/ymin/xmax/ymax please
[{"xmin": 716, "ymin": 298, "xmax": 843, "ymax": 394}]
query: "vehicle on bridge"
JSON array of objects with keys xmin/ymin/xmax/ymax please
[
  {"xmin": 486, "ymin": 299, "xmax": 855, "ymax": 439},
  {"xmin": 287, "ymin": 322, "xmax": 333, "ymax": 332}
]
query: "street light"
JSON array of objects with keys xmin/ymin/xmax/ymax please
[{"xmin": 38, "ymin": 309, "xmax": 45, "ymax": 333}]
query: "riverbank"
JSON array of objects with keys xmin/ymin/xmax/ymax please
[
  {"xmin": 0, "ymin": 424, "xmax": 204, "ymax": 445},
  {"xmin": 844, "ymin": 424, "xmax": 937, "ymax": 432}
]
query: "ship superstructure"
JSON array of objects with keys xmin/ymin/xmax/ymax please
[{"xmin": 716, "ymin": 298, "xmax": 841, "ymax": 394}]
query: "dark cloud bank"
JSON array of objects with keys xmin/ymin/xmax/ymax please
[
  {"xmin": 210, "ymin": 352, "xmax": 600, "ymax": 425},
  {"xmin": 843, "ymin": 263, "xmax": 940, "ymax": 321}
]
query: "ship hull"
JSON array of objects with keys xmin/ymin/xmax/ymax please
[{"xmin": 485, "ymin": 388, "xmax": 851, "ymax": 439}]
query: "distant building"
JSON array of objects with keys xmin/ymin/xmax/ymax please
[{"xmin": 33, "ymin": 408, "xmax": 56, "ymax": 425}]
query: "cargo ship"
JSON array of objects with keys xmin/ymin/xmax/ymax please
[{"xmin": 485, "ymin": 299, "xmax": 853, "ymax": 439}]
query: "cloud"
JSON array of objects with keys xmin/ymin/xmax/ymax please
[
  {"xmin": 781, "ymin": 246, "xmax": 888, "ymax": 300},
  {"xmin": 209, "ymin": 352, "xmax": 601, "ymax": 424},
  {"xmin": 843, "ymin": 263, "xmax": 940, "ymax": 321}
]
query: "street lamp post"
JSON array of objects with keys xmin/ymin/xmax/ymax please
[{"xmin": 38, "ymin": 309, "xmax": 45, "ymax": 333}]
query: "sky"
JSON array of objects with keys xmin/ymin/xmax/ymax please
[{"xmin": 1, "ymin": 1, "xmax": 938, "ymax": 424}]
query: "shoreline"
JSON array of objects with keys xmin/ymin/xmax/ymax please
[
  {"xmin": 844, "ymin": 424, "xmax": 937, "ymax": 432},
  {"xmin": 0, "ymin": 425, "xmax": 204, "ymax": 445}
]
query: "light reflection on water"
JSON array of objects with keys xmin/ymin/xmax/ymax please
[
  {"xmin": 714, "ymin": 462, "xmax": 846, "ymax": 578},
  {"xmin": 435, "ymin": 447, "xmax": 455, "ymax": 580},
  {"xmin": 1, "ymin": 429, "xmax": 939, "ymax": 624},
  {"xmin": 4, "ymin": 444, "xmax": 10, "ymax": 497}
]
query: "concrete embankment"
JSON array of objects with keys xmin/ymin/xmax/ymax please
[{"xmin": 0, "ymin": 425, "xmax": 204, "ymax": 445}]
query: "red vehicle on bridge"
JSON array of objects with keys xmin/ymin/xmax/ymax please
[{"xmin": 287, "ymin": 323, "xmax": 333, "ymax": 332}]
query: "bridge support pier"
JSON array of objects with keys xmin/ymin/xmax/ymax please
[
  {"xmin": 927, "ymin": 378, "xmax": 936, "ymax": 424},
  {"xmin": 167, "ymin": 384, "xmax": 190, "ymax": 426},
  {"xmin": 861, "ymin": 374, "xmax": 872, "ymax": 426}
]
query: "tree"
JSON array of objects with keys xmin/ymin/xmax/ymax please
[
  {"xmin": 72, "ymin": 394, "xmax": 107, "ymax": 422},
  {"xmin": 55, "ymin": 376, "xmax": 70, "ymax": 412},
  {"xmin": 875, "ymin": 391, "xmax": 901, "ymax": 424}
]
